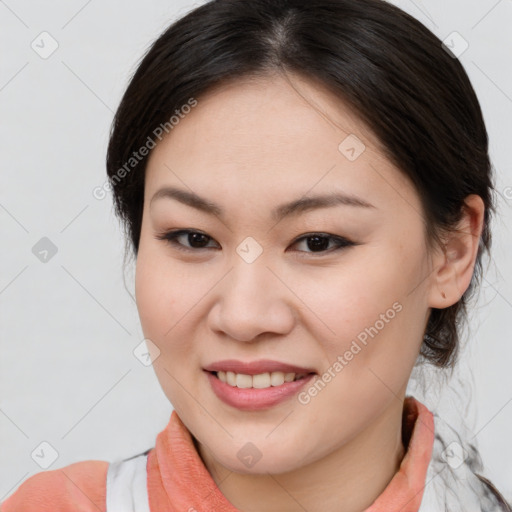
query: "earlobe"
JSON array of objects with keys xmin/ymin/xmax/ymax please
[{"xmin": 428, "ymin": 194, "xmax": 485, "ymax": 309}]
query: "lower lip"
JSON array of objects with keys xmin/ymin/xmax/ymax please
[{"xmin": 205, "ymin": 371, "xmax": 316, "ymax": 411}]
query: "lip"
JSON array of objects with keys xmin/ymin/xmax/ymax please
[
  {"xmin": 205, "ymin": 370, "xmax": 316, "ymax": 411},
  {"xmin": 203, "ymin": 359, "xmax": 316, "ymax": 375}
]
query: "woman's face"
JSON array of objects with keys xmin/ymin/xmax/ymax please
[{"xmin": 135, "ymin": 73, "xmax": 435, "ymax": 474}]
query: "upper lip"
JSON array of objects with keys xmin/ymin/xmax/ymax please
[{"xmin": 203, "ymin": 359, "xmax": 316, "ymax": 375}]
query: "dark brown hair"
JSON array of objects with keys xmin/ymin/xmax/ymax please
[{"xmin": 106, "ymin": 0, "xmax": 496, "ymax": 369}]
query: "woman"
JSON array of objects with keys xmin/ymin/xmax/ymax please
[{"xmin": 2, "ymin": 0, "xmax": 510, "ymax": 510}]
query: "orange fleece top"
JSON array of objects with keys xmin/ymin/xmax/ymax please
[{"xmin": 1, "ymin": 396, "xmax": 434, "ymax": 512}]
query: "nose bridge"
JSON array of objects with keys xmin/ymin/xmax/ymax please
[
  {"xmin": 210, "ymin": 246, "xmax": 296, "ymax": 341},
  {"xmin": 229, "ymin": 250, "xmax": 272, "ymax": 301},
  {"xmin": 228, "ymin": 234, "xmax": 274, "ymax": 300}
]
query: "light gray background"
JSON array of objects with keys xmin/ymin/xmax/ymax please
[{"xmin": 1, "ymin": 0, "xmax": 511, "ymax": 504}]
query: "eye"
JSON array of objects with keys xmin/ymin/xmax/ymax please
[
  {"xmin": 289, "ymin": 233, "xmax": 355, "ymax": 255},
  {"xmin": 155, "ymin": 229, "xmax": 219, "ymax": 251},
  {"xmin": 155, "ymin": 229, "xmax": 356, "ymax": 255}
]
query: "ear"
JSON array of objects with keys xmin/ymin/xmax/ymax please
[{"xmin": 428, "ymin": 194, "xmax": 485, "ymax": 309}]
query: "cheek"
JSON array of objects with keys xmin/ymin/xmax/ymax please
[
  {"xmin": 312, "ymin": 243, "xmax": 426, "ymax": 372},
  {"xmin": 134, "ymin": 243, "xmax": 214, "ymax": 357},
  {"xmin": 134, "ymin": 243, "xmax": 184, "ymax": 343},
  {"xmin": 303, "ymin": 259, "xmax": 397, "ymax": 342},
  {"xmin": 134, "ymin": 248, "xmax": 201, "ymax": 409}
]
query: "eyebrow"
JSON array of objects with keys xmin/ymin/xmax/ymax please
[{"xmin": 150, "ymin": 186, "xmax": 376, "ymax": 222}]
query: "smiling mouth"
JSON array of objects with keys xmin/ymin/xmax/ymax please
[{"xmin": 209, "ymin": 370, "xmax": 315, "ymax": 389}]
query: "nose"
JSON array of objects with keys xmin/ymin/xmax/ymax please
[{"xmin": 208, "ymin": 257, "xmax": 297, "ymax": 342}]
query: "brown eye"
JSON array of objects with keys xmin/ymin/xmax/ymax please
[
  {"xmin": 155, "ymin": 230, "xmax": 219, "ymax": 251},
  {"xmin": 290, "ymin": 233, "xmax": 355, "ymax": 255}
]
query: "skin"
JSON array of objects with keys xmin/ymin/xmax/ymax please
[{"xmin": 135, "ymin": 71, "xmax": 485, "ymax": 512}]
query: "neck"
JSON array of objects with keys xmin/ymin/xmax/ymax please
[{"xmin": 196, "ymin": 398, "xmax": 407, "ymax": 512}]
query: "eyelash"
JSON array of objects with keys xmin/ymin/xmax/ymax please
[{"xmin": 154, "ymin": 229, "xmax": 356, "ymax": 256}]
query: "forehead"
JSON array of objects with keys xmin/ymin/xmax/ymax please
[{"xmin": 144, "ymin": 73, "xmax": 419, "ymax": 216}]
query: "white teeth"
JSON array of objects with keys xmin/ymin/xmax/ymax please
[
  {"xmin": 236, "ymin": 373, "xmax": 252, "ymax": 388},
  {"xmin": 215, "ymin": 371, "xmax": 307, "ymax": 389},
  {"xmin": 226, "ymin": 371, "xmax": 236, "ymax": 386}
]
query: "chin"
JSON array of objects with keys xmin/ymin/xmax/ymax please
[
  {"xmin": 209, "ymin": 439, "xmax": 314, "ymax": 476},
  {"xmin": 222, "ymin": 456, "xmax": 300, "ymax": 476}
]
